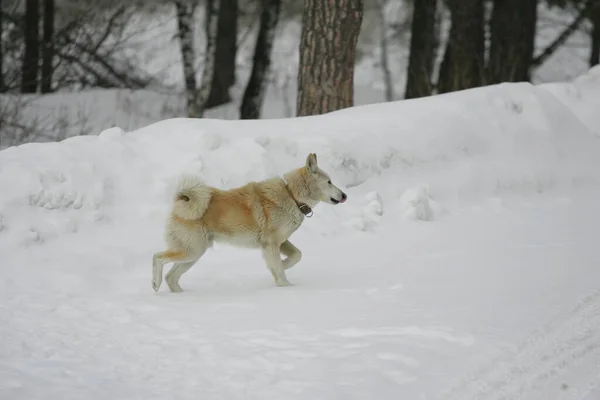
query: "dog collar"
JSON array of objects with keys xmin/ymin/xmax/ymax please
[
  {"xmin": 282, "ymin": 177, "xmax": 313, "ymax": 218},
  {"xmin": 297, "ymin": 203, "xmax": 313, "ymax": 217}
]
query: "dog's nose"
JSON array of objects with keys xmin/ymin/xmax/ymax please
[{"xmin": 341, "ymin": 192, "xmax": 347, "ymax": 203}]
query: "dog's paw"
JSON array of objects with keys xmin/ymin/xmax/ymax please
[
  {"xmin": 167, "ymin": 282, "xmax": 183, "ymax": 293},
  {"xmin": 152, "ymin": 276, "xmax": 162, "ymax": 292},
  {"xmin": 276, "ymin": 279, "xmax": 293, "ymax": 287}
]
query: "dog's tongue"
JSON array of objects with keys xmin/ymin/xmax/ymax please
[{"xmin": 339, "ymin": 197, "xmax": 347, "ymax": 203}]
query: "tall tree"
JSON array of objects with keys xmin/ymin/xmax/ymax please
[
  {"xmin": 404, "ymin": 0, "xmax": 437, "ymax": 99},
  {"xmin": 296, "ymin": 0, "xmax": 364, "ymax": 116},
  {"xmin": 590, "ymin": 0, "xmax": 600, "ymax": 67},
  {"xmin": 21, "ymin": 0, "xmax": 40, "ymax": 93},
  {"xmin": 174, "ymin": 0, "xmax": 197, "ymax": 118},
  {"xmin": 192, "ymin": 0, "xmax": 220, "ymax": 117},
  {"xmin": 0, "ymin": 0, "xmax": 4, "ymax": 92},
  {"xmin": 206, "ymin": 0, "xmax": 237, "ymax": 108},
  {"xmin": 377, "ymin": 0, "xmax": 393, "ymax": 101},
  {"xmin": 487, "ymin": 0, "xmax": 538, "ymax": 83},
  {"xmin": 437, "ymin": 0, "xmax": 485, "ymax": 93},
  {"xmin": 240, "ymin": 0, "xmax": 282, "ymax": 119},
  {"xmin": 41, "ymin": 0, "xmax": 55, "ymax": 93}
]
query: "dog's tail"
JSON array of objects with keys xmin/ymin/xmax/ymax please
[{"xmin": 171, "ymin": 174, "xmax": 212, "ymax": 220}]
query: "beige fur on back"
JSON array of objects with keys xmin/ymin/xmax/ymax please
[{"xmin": 170, "ymin": 167, "xmax": 310, "ymax": 248}]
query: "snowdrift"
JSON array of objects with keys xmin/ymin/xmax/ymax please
[{"xmin": 1, "ymin": 67, "xmax": 600, "ymax": 249}]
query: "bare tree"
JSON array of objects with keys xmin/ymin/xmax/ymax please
[
  {"xmin": 487, "ymin": 0, "xmax": 538, "ymax": 83},
  {"xmin": 296, "ymin": 0, "xmax": 364, "ymax": 116},
  {"xmin": 22, "ymin": 0, "xmax": 40, "ymax": 93},
  {"xmin": 0, "ymin": 0, "xmax": 4, "ymax": 92},
  {"xmin": 437, "ymin": 0, "xmax": 485, "ymax": 93},
  {"xmin": 377, "ymin": 0, "xmax": 393, "ymax": 101},
  {"xmin": 41, "ymin": 0, "xmax": 55, "ymax": 93},
  {"xmin": 184, "ymin": 0, "xmax": 221, "ymax": 118},
  {"xmin": 404, "ymin": 0, "xmax": 437, "ymax": 99},
  {"xmin": 1, "ymin": 2, "xmax": 151, "ymax": 92},
  {"xmin": 206, "ymin": 0, "xmax": 237, "ymax": 108},
  {"xmin": 49, "ymin": 5, "xmax": 151, "ymax": 90},
  {"xmin": 589, "ymin": 0, "xmax": 600, "ymax": 66},
  {"xmin": 240, "ymin": 0, "xmax": 281, "ymax": 119},
  {"xmin": 532, "ymin": 0, "xmax": 594, "ymax": 68},
  {"xmin": 174, "ymin": 0, "xmax": 198, "ymax": 117},
  {"xmin": 0, "ymin": 94, "xmax": 92, "ymax": 149},
  {"xmin": 198, "ymin": 0, "xmax": 221, "ymax": 116}
]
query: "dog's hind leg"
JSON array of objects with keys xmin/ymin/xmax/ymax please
[
  {"xmin": 152, "ymin": 250, "xmax": 192, "ymax": 292},
  {"xmin": 165, "ymin": 238, "xmax": 210, "ymax": 293},
  {"xmin": 262, "ymin": 243, "xmax": 292, "ymax": 287},
  {"xmin": 165, "ymin": 256, "xmax": 203, "ymax": 293},
  {"xmin": 165, "ymin": 262, "xmax": 196, "ymax": 293},
  {"xmin": 280, "ymin": 240, "xmax": 302, "ymax": 270}
]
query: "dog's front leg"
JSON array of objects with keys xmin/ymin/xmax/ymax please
[
  {"xmin": 152, "ymin": 252, "xmax": 167, "ymax": 292},
  {"xmin": 261, "ymin": 244, "xmax": 292, "ymax": 287},
  {"xmin": 280, "ymin": 240, "xmax": 302, "ymax": 270}
]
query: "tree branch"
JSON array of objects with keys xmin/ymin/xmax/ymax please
[{"xmin": 532, "ymin": 0, "xmax": 594, "ymax": 68}]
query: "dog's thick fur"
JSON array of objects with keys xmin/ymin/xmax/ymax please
[{"xmin": 152, "ymin": 153, "xmax": 347, "ymax": 292}]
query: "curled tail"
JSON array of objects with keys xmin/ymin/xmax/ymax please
[{"xmin": 171, "ymin": 175, "xmax": 212, "ymax": 220}]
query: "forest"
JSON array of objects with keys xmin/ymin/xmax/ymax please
[{"xmin": 0, "ymin": 0, "xmax": 599, "ymax": 147}]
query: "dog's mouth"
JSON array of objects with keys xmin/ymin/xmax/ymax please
[{"xmin": 331, "ymin": 193, "xmax": 347, "ymax": 204}]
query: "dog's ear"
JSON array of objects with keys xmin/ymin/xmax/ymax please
[{"xmin": 306, "ymin": 153, "xmax": 318, "ymax": 173}]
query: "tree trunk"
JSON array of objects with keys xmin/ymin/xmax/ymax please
[
  {"xmin": 487, "ymin": 0, "xmax": 537, "ymax": 84},
  {"xmin": 590, "ymin": 1, "xmax": 600, "ymax": 67},
  {"xmin": 41, "ymin": 0, "xmax": 54, "ymax": 93},
  {"xmin": 174, "ymin": 0, "xmax": 198, "ymax": 118},
  {"xmin": 404, "ymin": 0, "xmax": 437, "ymax": 99},
  {"xmin": 190, "ymin": 0, "xmax": 220, "ymax": 118},
  {"xmin": 296, "ymin": 0, "xmax": 364, "ymax": 117},
  {"xmin": 21, "ymin": 0, "xmax": 40, "ymax": 93},
  {"xmin": 0, "ymin": 0, "xmax": 4, "ymax": 92},
  {"xmin": 377, "ymin": 0, "xmax": 393, "ymax": 101},
  {"xmin": 240, "ymin": 0, "xmax": 282, "ymax": 119},
  {"xmin": 437, "ymin": 0, "xmax": 485, "ymax": 93},
  {"xmin": 206, "ymin": 0, "xmax": 237, "ymax": 109},
  {"xmin": 437, "ymin": 35, "xmax": 452, "ymax": 92}
]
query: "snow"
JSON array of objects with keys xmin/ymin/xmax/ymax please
[{"xmin": 2, "ymin": 66, "xmax": 600, "ymax": 399}]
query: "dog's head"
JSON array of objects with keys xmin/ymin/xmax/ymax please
[{"xmin": 304, "ymin": 153, "xmax": 347, "ymax": 205}]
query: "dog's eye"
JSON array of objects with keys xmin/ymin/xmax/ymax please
[{"xmin": 327, "ymin": 180, "xmax": 332, "ymax": 185}]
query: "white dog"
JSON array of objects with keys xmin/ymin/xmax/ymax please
[{"xmin": 152, "ymin": 153, "xmax": 347, "ymax": 292}]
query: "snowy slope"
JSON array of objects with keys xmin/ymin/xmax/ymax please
[{"xmin": 1, "ymin": 67, "xmax": 600, "ymax": 400}]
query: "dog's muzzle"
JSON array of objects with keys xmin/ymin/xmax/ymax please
[{"xmin": 331, "ymin": 192, "xmax": 347, "ymax": 204}]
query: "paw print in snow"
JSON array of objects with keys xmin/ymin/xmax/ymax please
[{"xmin": 510, "ymin": 101, "xmax": 523, "ymax": 114}]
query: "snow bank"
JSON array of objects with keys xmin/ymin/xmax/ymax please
[{"xmin": 1, "ymin": 67, "xmax": 600, "ymax": 248}]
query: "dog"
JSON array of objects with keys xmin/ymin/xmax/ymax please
[{"xmin": 152, "ymin": 153, "xmax": 347, "ymax": 293}]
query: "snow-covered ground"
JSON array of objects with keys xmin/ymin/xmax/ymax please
[{"xmin": 1, "ymin": 67, "xmax": 600, "ymax": 400}]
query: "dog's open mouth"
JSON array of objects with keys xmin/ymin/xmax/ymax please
[{"xmin": 331, "ymin": 196, "xmax": 347, "ymax": 204}]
